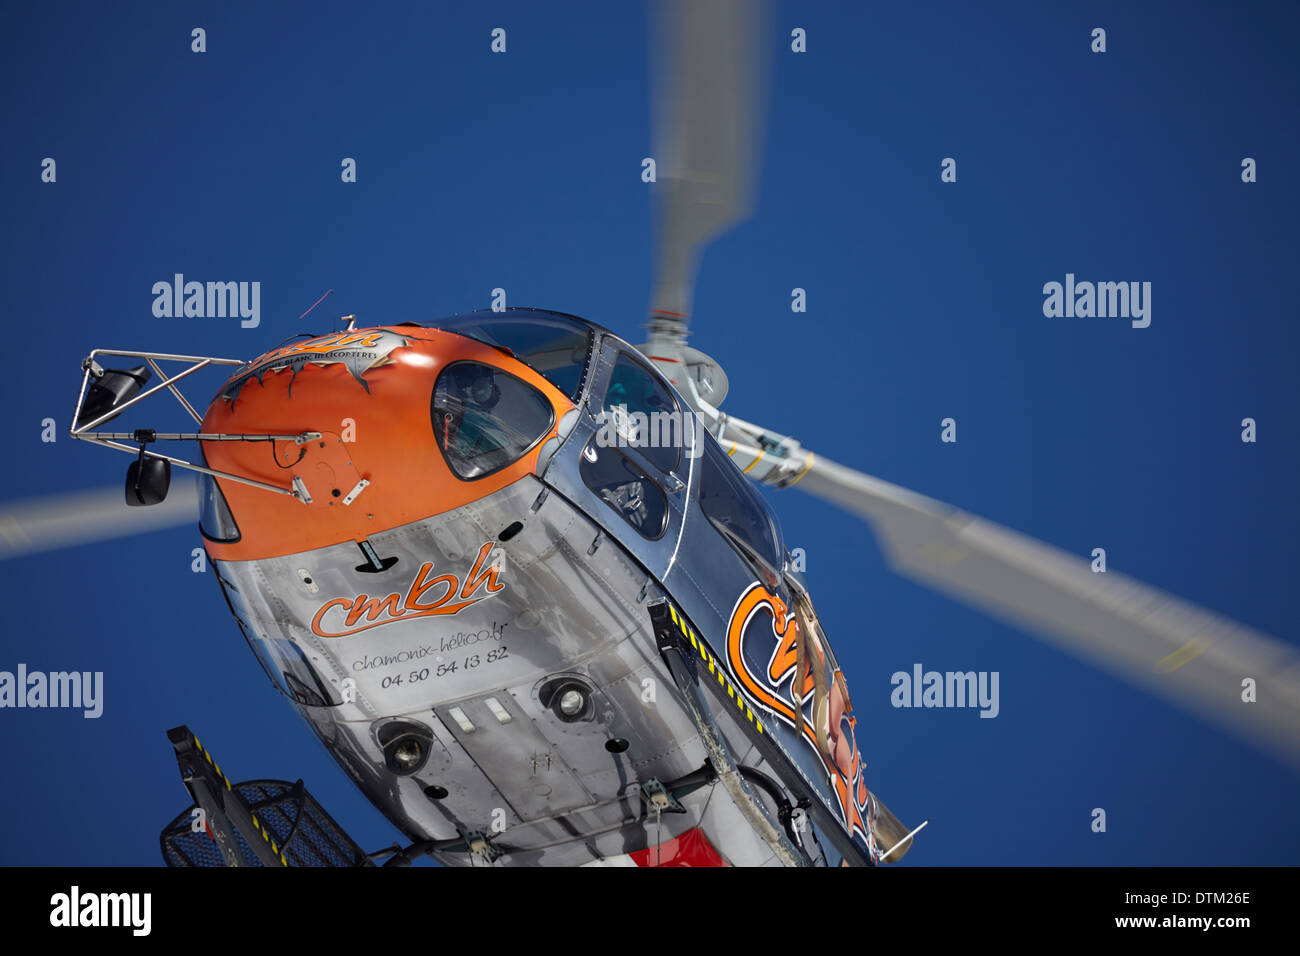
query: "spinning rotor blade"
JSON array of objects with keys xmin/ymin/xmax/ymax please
[
  {"xmin": 0, "ymin": 477, "xmax": 198, "ymax": 560},
  {"xmin": 646, "ymin": 0, "xmax": 769, "ymax": 345},
  {"xmin": 718, "ymin": 422, "xmax": 1300, "ymax": 768},
  {"xmin": 640, "ymin": 4, "xmax": 1299, "ymax": 766},
  {"xmin": 799, "ymin": 453, "xmax": 1300, "ymax": 767}
]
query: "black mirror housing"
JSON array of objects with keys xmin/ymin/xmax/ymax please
[{"xmin": 126, "ymin": 456, "xmax": 171, "ymax": 506}]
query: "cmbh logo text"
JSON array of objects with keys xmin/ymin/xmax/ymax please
[
  {"xmin": 49, "ymin": 886, "xmax": 150, "ymax": 936},
  {"xmin": 890, "ymin": 663, "xmax": 1000, "ymax": 718},
  {"xmin": 152, "ymin": 274, "xmax": 261, "ymax": 328}
]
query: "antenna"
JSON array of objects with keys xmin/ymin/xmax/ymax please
[
  {"xmin": 298, "ymin": 288, "xmax": 334, "ymax": 321},
  {"xmin": 880, "ymin": 818, "xmax": 930, "ymax": 863}
]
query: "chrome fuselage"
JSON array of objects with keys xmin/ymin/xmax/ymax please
[{"xmin": 204, "ymin": 310, "xmax": 879, "ymax": 866}]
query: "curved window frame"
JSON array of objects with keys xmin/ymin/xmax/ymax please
[
  {"xmin": 697, "ymin": 432, "xmax": 784, "ymax": 581},
  {"xmin": 431, "ymin": 360, "xmax": 557, "ymax": 482},
  {"xmin": 599, "ymin": 352, "xmax": 684, "ymax": 477}
]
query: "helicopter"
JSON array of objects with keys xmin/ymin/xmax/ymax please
[
  {"xmin": 67, "ymin": 301, "xmax": 915, "ymax": 868},
  {"xmin": 6, "ymin": 0, "xmax": 1299, "ymax": 867}
]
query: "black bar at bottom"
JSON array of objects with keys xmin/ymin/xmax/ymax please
[{"xmin": 8, "ymin": 866, "xmax": 1282, "ymax": 941}]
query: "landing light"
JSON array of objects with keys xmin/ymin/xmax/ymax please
[
  {"xmin": 392, "ymin": 739, "xmax": 423, "ymax": 771},
  {"xmin": 376, "ymin": 719, "xmax": 435, "ymax": 776},
  {"xmin": 558, "ymin": 689, "xmax": 586, "ymax": 717},
  {"xmin": 539, "ymin": 677, "xmax": 594, "ymax": 723}
]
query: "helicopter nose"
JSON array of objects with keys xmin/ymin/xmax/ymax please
[{"xmin": 197, "ymin": 328, "xmax": 572, "ymax": 562}]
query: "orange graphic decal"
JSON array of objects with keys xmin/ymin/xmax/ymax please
[
  {"xmin": 725, "ymin": 583, "xmax": 871, "ymax": 847},
  {"xmin": 221, "ymin": 329, "xmax": 410, "ymax": 402}
]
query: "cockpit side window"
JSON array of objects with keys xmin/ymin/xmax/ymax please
[
  {"xmin": 580, "ymin": 437, "xmax": 669, "ymax": 540},
  {"xmin": 599, "ymin": 353, "xmax": 682, "ymax": 475},
  {"xmin": 198, "ymin": 473, "xmax": 241, "ymax": 543},
  {"xmin": 197, "ymin": 447, "xmax": 240, "ymax": 543},
  {"xmin": 698, "ymin": 433, "xmax": 783, "ymax": 576},
  {"xmin": 432, "ymin": 361, "xmax": 555, "ymax": 479},
  {"xmin": 215, "ymin": 571, "xmax": 341, "ymax": 707},
  {"xmin": 272, "ymin": 639, "xmax": 339, "ymax": 707}
]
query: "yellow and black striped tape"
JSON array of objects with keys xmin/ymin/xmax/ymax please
[
  {"xmin": 193, "ymin": 735, "xmax": 289, "ymax": 867},
  {"xmin": 668, "ymin": 604, "xmax": 765, "ymax": 736}
]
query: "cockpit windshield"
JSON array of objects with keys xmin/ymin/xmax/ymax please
[{"xmin": 422, "ymin": 310, "xmax": 594, "ymax": 401}]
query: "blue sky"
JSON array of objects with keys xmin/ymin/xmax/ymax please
[{"xmin": 1, "ymin": 1, "xmax": 1297, "ymax": 865}]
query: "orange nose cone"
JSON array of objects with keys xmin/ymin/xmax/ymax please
[{"xmin": 199, "ymin": 327, "xmax": 573, "ymax": 562}]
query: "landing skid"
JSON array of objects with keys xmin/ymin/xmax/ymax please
[{"xmin": 161, "ymin": 725, "xmax": 428, "ymax": 867}]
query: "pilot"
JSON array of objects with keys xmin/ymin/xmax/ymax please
[
  {"xmin": 436, "ymin": 364, "xmax": 501, "ymax": 454},
  {"xmin": 450, "ymin": 363, "xmax": 501, "ymax": 410}
]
